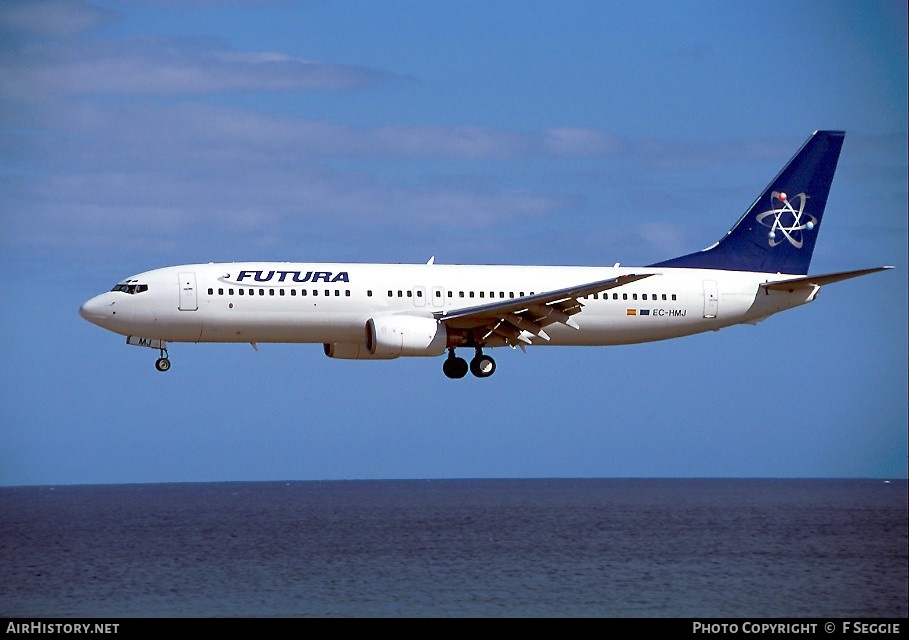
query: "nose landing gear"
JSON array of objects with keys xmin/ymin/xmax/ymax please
[
  {"xmin": 126, "ymin": 336, "xmax": 171, "ymax": 372},
  {"xmin": 154, "ymin": 345, "xmax": 171, "ymax": 372}
]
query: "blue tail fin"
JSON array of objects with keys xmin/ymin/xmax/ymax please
[{"xmin": 651, "ymin": 130, "xmax": 845, "ymax": 274}]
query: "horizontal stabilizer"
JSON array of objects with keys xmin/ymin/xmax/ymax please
[{"xmin": 760, "ymin": 266, "xmax": 893, "ymax": 292}]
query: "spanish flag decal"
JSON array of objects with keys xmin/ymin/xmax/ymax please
[{"xmin": 626, "ymin": 309, "xmax": 636, "ymax": 316}]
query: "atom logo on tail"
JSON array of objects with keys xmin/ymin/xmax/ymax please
[{"xmin": 755, "ymin": 191, "xmax": 817, "ymax": 249}]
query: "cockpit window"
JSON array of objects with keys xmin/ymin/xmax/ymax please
[{"xmin": 110, "ymin": 283, "xmax": 149, "ymax": 294}]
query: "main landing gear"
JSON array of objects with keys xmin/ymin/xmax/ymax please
[{"xmin": 443, "ymin": 347, "xmax": 496, "ymax": 379}]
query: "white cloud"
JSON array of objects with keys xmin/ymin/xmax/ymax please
[
  {"xmin": 2, "ymin": 1, "xmax": 829, "ymax": 260},
  {"xmin": 2, "ymin": 100, "xmax": 571, "ymax": 253},
  {"xmin": 633, "ymin": 221, "xmax": 692, "ymax": 258},
  {"xmin": 0, "ymin": 0, "xmax": 115, "ymax": 38},
  {"xmin": 18, "ymin": 102, "xmax": 541, "ymax": 162},
  {"xmin": 5, "ymin": 96, "xmax": 819, "ymax": 259},
  {"xmin": 542, "ymin": 128, "xmax": 625, "ymax": 157},
  {"xmin": 2, "ymin": 37, "xmax": 403, "ymax": 100},
  {"xmin": 1, "ymin": 2, "xmax": 409, "ymax": 102}
]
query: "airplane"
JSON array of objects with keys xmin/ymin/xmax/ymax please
[{"xmin": 79, "ymin": 130, "xmax": 891, "ymax": 378}]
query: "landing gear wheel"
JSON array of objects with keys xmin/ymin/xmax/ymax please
[
  {"xmin": 155, "ymin": 357, "xmax": 171, "ymax": 372},
  {"xmin": 443, "ymin": 354, "xmax": 469, "ymax": 379},
  {"xmin": 470, "ymin": 353, "xmax": 496, "ymax": 378}
]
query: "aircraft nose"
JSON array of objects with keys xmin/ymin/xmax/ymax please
[{"xmin": 79, "ymin": 294, "xmax": 115, "ymax": 325}]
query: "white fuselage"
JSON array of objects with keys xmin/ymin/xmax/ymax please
[
  {"xmin": 79, "ymin": 261, "xmax": 815, "ymax": 350},
  {"xmin": 77, "ymin": 132, "xmax": 887, "ymax": 378}
]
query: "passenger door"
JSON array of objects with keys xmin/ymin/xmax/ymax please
[{"xmin": 178, "ymin": 272, "xmax": 198, "ymax": 311}]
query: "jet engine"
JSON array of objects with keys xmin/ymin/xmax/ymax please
[{"xmin": 324, "ymin": 315, "xmax": 447, "ymax": 360}]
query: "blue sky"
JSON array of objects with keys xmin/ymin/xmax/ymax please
[{"xmin": 1, "ymin": 0, "xmax": 906, "ymax": 485}]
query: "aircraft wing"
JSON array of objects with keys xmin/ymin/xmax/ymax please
[
  {"xmin": 760, "ymin": 266, "xmax": 893, "ymax": 292},
  {"xmin": 437, "ymin": 273, "xmax": 656, "ymax": 347}
]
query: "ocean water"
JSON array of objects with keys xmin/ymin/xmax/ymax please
[{"xmin": 1, "ymin": 479, "xmax": 906, "ymax": 618}]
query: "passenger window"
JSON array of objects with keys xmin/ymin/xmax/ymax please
[{"xmin": 208, "ymin": 288, "xmax": 214, "ymax": 295}]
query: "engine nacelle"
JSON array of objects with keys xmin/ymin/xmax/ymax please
[
  {"xmin": 323, "ymin": 342, "xmax": 397, "ymax": 360},
  {"xmin": 366, "ymin": 315, "xmax": 447, "ymax": 358},
  {"xmin": 323, "ymin": 315, "xmax": 447, "ymax": 360}
]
